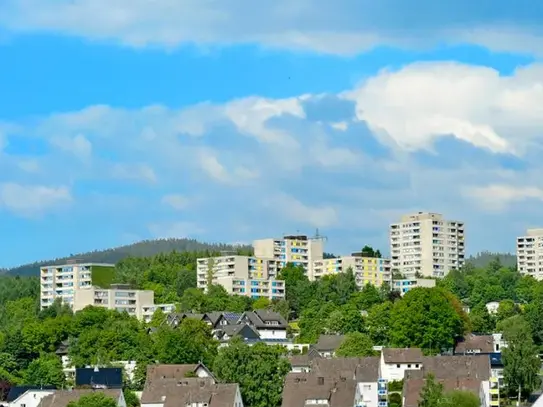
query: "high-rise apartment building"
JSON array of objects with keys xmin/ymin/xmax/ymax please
[
  {"xmin": 196, "ymin": 255, "xmax": 285, "ymax": 300},
  {"xmin": 389, "ymin": 212, "xmax": 465, "ymax": 278},
  {"xmin": 40, "ymin": 262, "xmax": 115, "ymax": 309},
  {"xmin": 313, "ymin": 255, "xmax": 392, "ymax": 288},
  {"xmin": 517, "ymin": 228, "xmax": 543, "ymax": 279},
  {"xmin": 253, "ymin": 235, "xmax": 324, "ymax": 280}
]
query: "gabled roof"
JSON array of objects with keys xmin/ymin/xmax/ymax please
[
  {"xmin": 314, "ymin": 335, "xmax": 345, "ymax": 352},
  {"xmin": 217, "ymin": 324, "xmax": 260, "ymax": 340},
  {"xmin": 240, "ymin": 310, "xmax": 287, "ymax": 329},
  {"xmin": 55, "ymin": 340, "xmax": 70, "ymax": 356},
  {"xmin": 37, "ymin": 389, "xmax": 122, "ymax": 407},
  {"xmin": 223, "ymin": 312, "xmax": 243, "ymax": 324},
  {"xmin": 75, "ymin": 368, "xmax": 122, "ymax": 389},
  {"xmin": 405, "ymin": 355, "xmax": 491, "ymax": 381},
  {"xmin": 403, "ymin": 378, "xmax": 481, "ymax": 407},
  {"xmin": 145, "ymin": 363, "xmax": 214, "ymax": 385},
  {"xmin": 281, "ymin": 373, "xmax": 356, "ymax": 407},
  {"xmin": 454, "ymin": 334, "xmax": 495, "ymax": 354},
  {"xmin": 311, "ymin": 357, "xmax": 380, "ymax": 382},
  {"xmin": 204, "ymin": 312, "xmax": 226, "ymax": 327},
  {"xmin": 382, "ymin": 348, "xmax": 423, "ymax": 364}
]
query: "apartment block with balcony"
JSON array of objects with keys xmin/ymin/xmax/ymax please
[
  {"xmin": 40, "ymin": 262, "xmax": 115, "ymax": 310},
  {"xmin": 313, "ymin": 255, "xmax": 392, "ymax": 288},
  {"xmin": 73, "ymin": 284, "xmax": 154, "ymax": 320},
  {"xmin": 390, "ymin": 212, "xmax": 465, "ymax": 279},
  {"xmin": 196, "ymin": 255, "xmax": 285, "ymax": 300},
  {"xmin": 253, "ymin": 235, "xmax": 324, "ymax": 280},
  {"xmin": 517, "ymin": 228, "xmax": 543, "ymax": 280},
  {"xmin": 141, "ymin": 303, "xmax": 176, "ymax": 323},
  {"xmin": 392, "ymin": 278, "xmax": 436, "ymax": 296}
]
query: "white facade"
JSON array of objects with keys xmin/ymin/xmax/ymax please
[
  {"xmin": 517, "ymin": 228, "xmax": 543, "ymax": 280},
  {"xmin": 40, "ymin": 263, "xmax": 115, "ymax": 309},
  {"xmin": 392, "ymin": 278, "xmax": 436, "ymax": 295},
  {"xmin": 253, "ymin": 235, "xmax": 324, "ymax": 280},
  {"xmin": 141, "ymin": 303, "xmax": 176, "ymax": 323},
  {"xmin": 9, "ymin": 390, "xmax": 55, "ymax": 407},
  {"xmin": 354, "ymin": 381, "xmax": 381, "ymax": 407},
  {"xmin": 379, "ymin": 352, "xmax": 423, "ymax": 381},
  {"xmin": 313, "ymin": 256, "xmax": 392, "ymax": 288},
  {"xmin": 390, "ymin": 212, "xmax": 465, "ymax": 279},
  {"xmin": 485, "ymin": 302, "xmax": 500, "ymax": 314}
]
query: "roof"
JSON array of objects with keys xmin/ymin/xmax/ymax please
[
  {"xmin": 405, "ymin": 355, "xmax": 491, "ymax": 381},
  {"xmin": 222, "ymin": 312, "xmax": 243, "ymax": 324},
  {"xmin": 382, "ymin": 348, "xmax": 423, "ymax": 364},
  {"xmin": 37, "ymin": 389, "xmax": 122, "ymax": 407},
  {"xmin": 314, "ymin": 335, "xmax": 345, "ymax": 352},
  {"xmin": 75, "ymin": 368, "xmax": 122, "ymax": 389},
  {"xmin": 218, "ymin": 324, "xmax": 260, "ymax": 339},
  {"xmin": 145, "ymin": 364, "xmax": 214, "ymax": 384},
  {"xmin": 403, "ymin": 378, "xmax": 481, "ymax": 407},
  {"xmin": 6, "ymin": 386, "xmax": 56, "ymax": 402},
  {"xmin": 142, "ymin": 379, "xmax": 237, "ymax": 407},
  {"xmin": 311, "ymin": 357, "xmax": 380, "ymax": 382},
  {"xmin": 204, "ymin": 312, "xmax": 225, "ymax": 327},
  {"xmin": 455, "ymin": 334, "xmax": 495, "ymax": 354},
  {"xmin": 289, "ymin": 355, "xmax": 311, "ymax": 367},
  {"xmin": 55, "ymin": 341, "xmax": 70, "ymax": 356},
  {"xmin": 282, "ymin": 373, "xmax": 357, "ymax": 407},
  {"xmin": 241, "ymin": 310, "xmax": 288, "ymax": 329}
]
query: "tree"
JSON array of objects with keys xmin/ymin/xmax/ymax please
[
  {"xmin": 418, "ymin": 374, "xmax": 445, "ymax": 407},
  {"xmin": 390, "ymin": 288, "xmax": 464, "ymax": 353},
  {"xmin": 501, "ymin": 315, "xmax": 541, "ymax": 398},
  {"xmin": 149, "ymin": 308, "xmax": 166, "ymax": 328},
  {"xmin": 253, "ymin": 298, "xmax": 271, "ymax": 310},
  {"xmin": 24, "ymin": 354, "xmax": 66, "ymax": 388},
  {"xmin": 123, "ymin": 389, "xmax": 140, "ymax": 407},
  {"xmin": 443, "ymin": 390, "xmax": 479, "ymax": 407},
  {"xmin": 213, "ymin": 340, "xmax": 290, "ymax": 407},
  {"xmin": 468, "ymin": 304, "xmax": 494, "ymax": 333},
  {"xmin": 496, "ymin": 299, "xmax": 519, "ymax": 323},
  {"xmin": 349, "ymin": 284, "xmax": 382, "ymax": 311},
  {"xmin": 206, "ymin": 258, "xmax": 216, "ymax": 290},
  {"xmin": 335, "ymin": 333, "xmax": 375, "ymax": 357},
  {"xmin": 360, "ymin": 246, "xmax": 377, "ymax": 258},
  {"xmin": 67, "ymin": 392, "xmax": 117, "ymax": 407},
  {"xmin": 366, "ymin": 301, "xmax": 393, "ymax": 345}
]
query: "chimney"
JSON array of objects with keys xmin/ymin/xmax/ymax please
[{"xmin": 318, "ymin": 377, "xmax": 324, "ymax": 385}]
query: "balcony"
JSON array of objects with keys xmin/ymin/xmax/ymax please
[{"xmin": 378, "ymin": 402, "xmax": 388, "ymax": 407}]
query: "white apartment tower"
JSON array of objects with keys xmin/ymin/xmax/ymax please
[
  {"xmin": 517, "ymin": 228, "xmax": 543, "ymax": 280},
  {"xmin": 252, "ymin": 235, "xmax": 324, "ymax": 280},
  {"xmin": 390, "ymin": 212, "xmax": 465, "ymax": 278}
]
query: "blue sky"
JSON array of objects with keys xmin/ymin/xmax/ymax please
[{"xmin": 1, "ymin": 0, "xmax": 543, "ymax": 267}]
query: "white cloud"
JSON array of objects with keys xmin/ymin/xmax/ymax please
[
  {"xmin": 3, "ymin": 0, "xmax": 543, "ymax": 55},
  {"xmin": 267, "ymin": 194, "xmax": 338, "ymax": 228},
  {"xmin": 111, "ymin": 163, "xmax": 157, "ymax": 183},
  {"xmin": 50, "ymin": 133, "xmax": 93, "ymax": 161},
  {"xmin": 198, "ymin": 151, "xmax": 230, "ymax": 183},
  {"xmin": 0, "ymin": 183, "xmax": 72, "ymax": 217},
  {"xmin": 463, "ymin": 184, "xmax": 543, "ymax": 212},
  {"xmin": 161, "ymin": 194, "xmax": 190, "ymax": 210}
]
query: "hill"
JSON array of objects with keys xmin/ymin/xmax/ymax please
[
  {"xmin": 467, "ymin": 251, "xmax": 517, "ymax": 268},
  {"xmin": 0, "ymin": 238, "xmax": 253, "ymax": 277}
]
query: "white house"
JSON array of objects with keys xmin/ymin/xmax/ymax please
[
  {"xmin": 380, "ymin": 348, "xmax": 423, "ymax": 381},
  {"xmin": 8, "ymin": 389, "xmax": 55, "ymax": 407},
  {"xmin": 485, "ymin": 302, "xmax": 500, "ymax": 314},
  {"xmin": 239, "ymin": 310, "xmax": 287, "ymax": 340}
]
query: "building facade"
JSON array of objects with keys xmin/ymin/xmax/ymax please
[
  {"xmin": 313, "ymin": 255, "xmax": 392, "ymax": 288},
  {"xmin": 392, "ymin": 278, "xmax": 436, "ymax": 295},
  {"xmin": 253, "ymin": 235, "xmax": 324, "ymax": 279},
  {"xmin": 73, "ymin": 284, "xmax": 154, "ymax": 319},
  {"xmin": 40, "ymin": 262, "xmax": 115, "ymax": 309},
  {"xmin": 390, "ymin": 212, "xmax": 465, "ymax": 278},
  {"xmin": 517, "ymin": 228, "xmax": 543, "ymax": 279}
]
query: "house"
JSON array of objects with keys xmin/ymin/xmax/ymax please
[
  {"xmin": 37, "ymin": 389, "xmax": 125, "ymax": 407},
  {"xmin": 75, "ymin": 367, "xmax": 123, "ymax": 389},
  {"xmin": 485, "ymin": 302, "xmax": 500, "ymax": 314},
  {"xmin": 281, "ymin": 357, "xmax": 385, "ymax": 407},
  {"xmin": 141, "ymin": 379, "xmax": 242, "ymax": 407},
  {"xmin": 313, "ymin": 335, "xmax": 346, "ymax": 358},
  {"xmin": 239, "ymin": 310, "xmax": 287, "ymax": 340},
  {"xmin": 55, "ymin": 341, "xmax": 74, "ymax": 381},
  {"xmin": 214, "ymin": 324, "xmax": 260, "ymax": 343},
  {"xmin": 379, "ymin": 348, "xmax": 423, "ymax": 381},
  {"xmin": 454, "ymin": 334, "xmax": 495, "ymax": 355},
  {"xmin": 146, "ymin": 364, "xmax": 214, "ymax": 384},
  {"xmin": 6, "ymin": 387, "xmax": 56, "ymax": 407},
  {"xmin": 403, "ymin": 378, "xmax": 485, "ymax": 407},
  {"xmin": 288, "ymin": 351, "xmax": 322, "ymax": 373},
  {"xmin": 165, "ymin": 312, "xmax": 241, "ymax": 331}
]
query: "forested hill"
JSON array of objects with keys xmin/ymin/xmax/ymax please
[
  {"xmin": 0, "ymin": 238, "xmax": 253, "ymax": 277},
  {"xmin": 467, "ymin": 251, "xmax": 516, "ymax": 268}
]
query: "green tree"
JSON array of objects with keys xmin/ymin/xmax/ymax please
[
  {"xmin": 67, "ymin": 392, "xmax": 117, "ymax": 407},
  {"xmin": 253, "ymin": 298, "xmax": 271, "ymax": 310},
  {"xmin": 366, "ymin": 301, "xmax": 393, "ymax": 345},
  {"xmin": 501, "ymin": 315, "xmax": 541, "ymax": 398},
  {"xmin": 468, "ymin": 304, "xmax": 494, "ymax": 333},
  {"xmin": 418, "ymin": 374, "xmax": 445, "ymax": 407},
  {"xmin": 335, "ymin": 333, "xmax": 375, "ymax": 357},
  {"xmin": 349, "ymin": 284, "xmax": 382, "ymax": 311},
  {"xmin": 149, "ymin": 308, "xmax": 167, "ymax": 328},
  {"xmin": 496, "ymin": 299, "xmax": 520, "ymax": 323},
  {"xmin": 360, "ymin": 246, "xmax": 377, "ymax": 258},
  {"xmin": 24, "ymin": 354, "xmax": 66, "ymax": 388},
  {"xmin": 123, "ymin": 389, "xmax": 140, "ymax": 407},
  {"xmin": 443, "ymin": 390, "xmax": 479, "ymax": 407},
  {"xmin": 213, "ymin": 340, "xmax": 290, "ymax": 407}
]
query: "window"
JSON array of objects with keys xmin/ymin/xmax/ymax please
[
  {"xmin": 415, "ymin": 364, "xmax": 419, "ymax": 368},
  {"xmin": 363, "ymin": 385, "xmax": 371, "ymax": 391},
  {"xmin": 396, "ymin": 364, "xmax": 400, "ymax": 368},
  {"xmin": 408, "ymin": 364, "xmax": 411, "ymax": 368}
]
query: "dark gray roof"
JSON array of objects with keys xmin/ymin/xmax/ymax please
[
  {"xmin": 282, "ymin": 373, "xmax": 356, "ymax": 407},
  {"xmin": 314, "ymin": 335, "xmax": 346, "ymax": 352},
  {"xmin": 218, "ymin": 323, "xmax": 260, "ymax": 339},
  {"xmin": 382, "ymin": 348, "xmax": 423, "ymax": 363},
  {"xmin": 241, "ymin": 310, "xmax": 287, "ymax": 329}
]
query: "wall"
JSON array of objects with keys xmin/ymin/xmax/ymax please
[
  {"xmin": 9, "ymin": 390, "xmax": 55, "ymax": 407},
  {"xmin": 379, "ymin": 353, "xmax": 422, "ymax": 381},
  {"xmin": 355, "ymin": 382, "xmax": 378, "ymax": 407},
  {"xmin": 257, "ymin": 328, "xmax": 287, "ymax": 340}
]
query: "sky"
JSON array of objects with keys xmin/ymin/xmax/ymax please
[{"xmin": 2, "ymin": 1, "xmax": 543, "ymax": 267}]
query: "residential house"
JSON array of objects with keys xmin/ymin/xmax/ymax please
[
  {"xmin": 288, "ymin": 351, "xmax": 322, "ymax": 373},
  {"xmin": 146, "ymin": 364, "xmax": 215, "ymax": 384},
  {"xmin": 379, "ymin": 348, "xmax": 423, "ymax": 381},
  {"xmin": 454, "ymin": 334, "xmax": 495, "ymax": 355},
  {"xmin": 485, "ymin": 302, "xmax": 500, "ymax": 314},
  {"xmin": 37, "ymin": 389, "xmax": 125, "ymax": 407},
  {"xmin": 75, "ymin": 367, "xmax": 123, "ymax": 389},
  {"xmin": 214, "ymin": 324, "xmax": 260, "ymax": 344},
  {"xmin": 313, "ymin": 335, "xmax": 346, "ymax": 358},
  {"xmin": 239, "ymin": 310, "xmax": 287, "ymax": 340},
  {"xmin": 282, "ymin": 373, "xmax": 357, "ymax": 407},
  {"xmin": 6, "ymin": 387, "xmax": 56, "ymax": 407}
]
